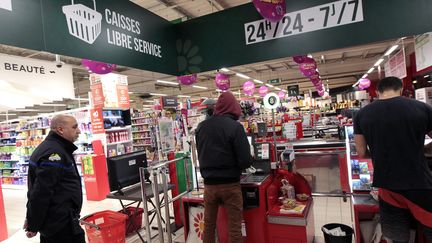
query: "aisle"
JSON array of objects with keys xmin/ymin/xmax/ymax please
[{"xmin": 1, "ymin": 188, "xmax": 354, "ymax": 242}]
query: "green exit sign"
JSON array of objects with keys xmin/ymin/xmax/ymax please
[{"xmin": 267, "ymin": 78, "xmax": 281, "ymax": 84}]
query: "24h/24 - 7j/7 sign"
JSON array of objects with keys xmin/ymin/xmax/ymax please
[{"xmin": 244, "ymin": 0, "xmax": 364, "ymax": 45}]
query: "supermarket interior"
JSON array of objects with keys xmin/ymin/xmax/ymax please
[{"xmin": 0, "ymin": 0, "xmax": 432, "ymax": 242}]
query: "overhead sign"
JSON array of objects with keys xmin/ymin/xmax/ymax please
[
  {"xmin": 263, "ymin": 92, "xmax": 280, "ymax": 110},
  {"xmin": 287, "ymin": 85, "xmax": 300, "ymax": 97},
  {"xmin": 90, "ymin": 73, "xmax": 130, "ymax": 109},
  {"xmin": 267, "ymin": 78, "xmax": 281, "ymax": 84},
  {"xmin": 0, "ymin": 53, "xmax": 74, "ymax": 111},
  {"xmin": 384, "ymin": 48, "xmax": 407, "ymax": 79},
  {"xmin": 0, "ymin": 0, "xmax": 12, "ymax": 11},
  {"xmin": 415, "ymin": 32, "xmax": 432, "ymax": 72},
  {"xmin": 244, "ymin": 0, "xmax": 364, "ymax": 45},
  {"xmin": 161, "ymin": 96, "xmax": 178, "ymax": 109}
]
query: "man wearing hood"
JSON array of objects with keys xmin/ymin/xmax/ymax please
[{"xmin": 195, "ymin": 92, "xmax": 252, "ymax": 243}]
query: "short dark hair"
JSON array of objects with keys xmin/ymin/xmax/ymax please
[{"xmin": 376, "ymin": 76, "xmax": 403, "ymax": 93}]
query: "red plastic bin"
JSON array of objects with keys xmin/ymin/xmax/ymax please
[
  {"xmin": 118, "ymin": 207, "xmax": 144, "ymax": 235},
  {"xmin": 81, "ymin": 210, "xmax": 128, "ymax": 243}
]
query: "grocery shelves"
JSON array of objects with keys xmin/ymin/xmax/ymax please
[
  {"xmin": 107, "ymin": 140, "xmax": 133, "ymax": 146},
  {"xmin": 105, "ymin": 126, "xmax": 131, "ymax": 132}
]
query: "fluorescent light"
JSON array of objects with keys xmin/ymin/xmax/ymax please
[
  {"xmin": 367, "ymin": 67, "xmax": 375, "ymax": 74},
  {"xmin": 232, "ymin": 91, "xmax": 241, "ymax": 95},
  {"xmin": 128, "ymin": 92, "xmax": 134, "ymax": 94},
  {"xmin": 253, "ymin": 79, "xmax": 264, "ymax": 84},
  {"xmin": 282, "ymin": 89, "xmax": 287, "ymax": 92},
  {"xmin": 321, "ymin": 55, "xmax": 325, "ymax": 60},
  {"xmin": 275, "ymin": 87, "xmax": 282, "ymax": 91},
  {"xmin": 144, "ymin": 100, "xmax": 154, "ymax": 103},
  {"xmin": 192, "ymin": 85, "xmax": 208, "ymax": 90},
  {"xmin": 70, "ymin": 98, "xmax": 89, "ymax": 101},
  {"xmin": 0, "ymin": 114, "xmax": 17, "ymax": 116},
  {"xmin": 201, "ymin": 97, "xmax": 208, "ymax": 99},
  {"xmin": 178, "ymin": 95, "xmax": 191, "ymax": 98},
  {"xmin": 254, "ymin": 95, "xmax": 260, "ymax": 98},
  {"xmin": 384, "ymin": 45, "xmax": 399, "ymax": 56},
  {"xmin": 236, "ymin": 73, "xmax": 250, "ymax": 79},
  {"xmin": 266, "ymin": 84, "xmax": 274, "ymax": 88},
  {"xmin": 374, "ymin": 58, "xmax": 384, "ymax": 67},
  {"xmin": 307, "ymin": 54, "xmax": 313, "ymax": 58},
  {"xmin": 413, "ymin": 80, "xmax": 418, "ymax": 84},
  {"xmin": 156, "ymin": 80, "xmax": 179, "ymax": 85},
  {"xmin": 220, "ymin": 68, "xmax": 230, "ymax": 72},
  {"xmin": 424, "ymin": 75, "xmax": 430, "ymax": 78},
  {"xmin": 362, "ymin": 74, "xmax": 368, "ymax": 79},
  {"xmin": 150, "ymin": 93, "xmax": 167, "ymax": 96},
  {"xmin": 39, "ymin": 104, "xmax": 67, "ymax": 107},
  {"xmin": 215, "ymin": 89, "xmax": 222, "ymax": 92}
]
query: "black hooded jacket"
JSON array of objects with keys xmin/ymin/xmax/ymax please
[{"xmin": 26, "ymin": 131, "xmax": 82, "ymax": 236}]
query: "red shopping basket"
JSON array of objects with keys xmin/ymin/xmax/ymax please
[
  {"xmin": 81, "ymin": 210, "xmax": 128, "ymax": 243},
  {"xmin": 118, "ymin": 207, "xmax": 144, "ymax": 235}
]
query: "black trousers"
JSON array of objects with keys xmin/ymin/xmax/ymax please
[{"xmin": 40, "ymin": 220, "xmax": 85, "ymax": 243}]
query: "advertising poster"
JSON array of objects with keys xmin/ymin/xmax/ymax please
[
  {"xmin": 90, "ymin": 108, "xmax": 105, "ymax": 134},
  {"xmin": 90, "ymin": 78, "xmax": 104, "ymax": 109},
  {"xmin": 415, "ymin": 32, "xmax": 432, "ymax": 71},
  {"xmin": 158, "ymin": 118, "xmax": 175, "ymax": 153},
  {"xmin": 384, "ymin": 48, "xmax": 406, "ymax": 79}
]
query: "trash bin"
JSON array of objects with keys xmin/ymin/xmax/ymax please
[
  {"xmin": 81, "ymin": 210, "xmax": 128, "ymax": 243},
  {"xmin": 321, "ymin": 223, "xmax": 354, "ymax": 243}
]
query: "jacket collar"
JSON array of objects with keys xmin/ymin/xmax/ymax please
[
  {"xmin": 218, "ymin": 114, "xmax": 238, "ymax": 120},
  {"xmin": 46, "ymin": 131, "xmax": 78, "ymax": 154}
]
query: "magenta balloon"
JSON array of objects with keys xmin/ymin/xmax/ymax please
[
  {"xmin": 318, "ymin": 89, "xmax": 325, "ymax": 97},
  {"xmin": 299, "ymin": 61, "xmax": 317, "ymax": 77},
  {"xmin": 252, "ymin": 0, "xmax": 286, "ymax": 22},
  {"xmin": 315, "ymin": 83, "xmax": 324, "ymax": 91},
  {"xmin": 177, "ymin": 74, "xmax": 198, "ymax": 85},
  {"xmin": 258, "ymin": 85, "xmax": 269, "ymax": 97},
  {"xmin": 81, "ymin": 59, "xmax": 116, "ymax": 74},
  {"xmin": 278, "ymin": 91, "xmax": 286, "ymax": 99},
  {"xmin": 293, "ymin": 55, "xmax": 308, "ymax": 64},
  {"xmin": 359, "ymin": 78, "xmax": 371, "ymax": 89},
  {"xmin": 215, "ymin": 73, "xmax": 230, "ymax": 91},
  {"xmin": 243, "ymin": 80, "xmax": 256, "ymax": 96},
  {"xmin": 309, "ymin": 72, "xmax": 320, "ymax": 82},
  {"xmin": 311, "ymin": 78, "xmax": 321, "ymax": 85}
]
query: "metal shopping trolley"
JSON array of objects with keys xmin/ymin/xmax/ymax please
[{"xmin": 62, "ymin": 0, "xmax": 102, "ymax": 44}]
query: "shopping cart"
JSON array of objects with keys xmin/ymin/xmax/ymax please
[
  {"xmin": 80, "ymin": 210, "xmax": 128, "ymax": 243},
  {"xmin": 62, "ymin": 0, "xmax": 102, "ymax": 44}
]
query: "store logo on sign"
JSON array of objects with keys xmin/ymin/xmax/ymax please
[{"xmin": 0, "ymin": 0, "xmax": 12, "ymax": 11}]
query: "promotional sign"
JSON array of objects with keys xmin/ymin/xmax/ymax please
[
  {"xmin": 90, "ymin": 73, "xmax": 130, "ymax": 109},
  {"xmin": 0, "ymin": 53, "xmax": 74, "ymax": 111},
  {"xmin": 263, "ymin": 92, "xmax": 280, "ymax": 110},
  {"xmin": 287, "ymin": 85, "xmax": 300, "ymax": 97},
  {"xmin": 161, "ymin": 96, "xmax": 178, "ymax": 108},
  {"xmin": 90, "ymin": 108, "xmax": 105, "ymax": 134},
  {"xmin": 384, "ymin": 48, "xmax": 407, "ymax": 79},
  {"xmin": 244, "ymin": 0, "xmax": 364, "ymax": 45},
  {"xmin": 158, "ymin": 118, "xmax": 175, "ymax": 153},
  {"xmin": 415, "ymin": 32, "xmax": 432, "ymax": 72}
]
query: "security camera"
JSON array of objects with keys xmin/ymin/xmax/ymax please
[{"xmin": 55, "ymin": 54, "xmax": 65, "ymax": 68}]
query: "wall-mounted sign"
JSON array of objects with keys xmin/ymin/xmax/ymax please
[
  {"xmin": 384, "ymin": 48, "xmax": 407, "ymax": 79},
  {"xmin": 0, "ymin": 53, "xmax": 74, "ymax": 111},
  {"xmin": 415, "ymin": 32, "xmax": 432, "ymax": 72},
  {"xmin": 287, "ymin": 85, "xmax": 300, "ymax": 97},
  {"xmin": 244, "ymin": 0, "xmax": 364, "ymax": 45}
]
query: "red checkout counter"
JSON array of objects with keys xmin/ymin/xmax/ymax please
[{"xmin": 181, "ymin": 141, "xmax": 315, "ymax": 243}]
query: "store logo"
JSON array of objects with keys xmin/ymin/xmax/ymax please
[
  {"xmin": 0, "ymin": 0, "xmax": 12, "ymax": 11},
  {"xmin": 62, "ymin": 1, "xmax": 102, "ymax": 44}
]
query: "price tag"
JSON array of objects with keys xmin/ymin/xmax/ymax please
[{"xmin": 244, "ymin": 0, "xmax": 364, "ymax": 45}]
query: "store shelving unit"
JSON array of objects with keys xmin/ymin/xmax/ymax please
[{"xmin": 131, "ymin": 111, "xmax": 155, "ymax": 153}]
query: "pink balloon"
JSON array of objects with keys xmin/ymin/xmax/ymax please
[
  {"xmin": 215, "ymin": 73, "xmax": 230, "ymax": 91},
  {"xmin": 258, "ymin": 85, "xmax": 269, "ymax": 97},
  {"xmin": 318, "ymin": 89, "xmax": 325, "ymax": 97},
  {"xmin": 359, "ymin": 78, "xmax": 371, "ymax": 89},
  {"xmin": 315, "ymin": 83, "xmax": 324, "ymax": 91},
  {"xmin": 177, "ymin": 74, "xmax": 198, "ymax": 85},
  {"xmin": 252, "ymin": 0, "xmax": 286, "ymax": 22},
  {"xmin": 293, "ymin": 55, "xmax": 308, "ymax": 64},
  {"xmin": 81, "ymin": 59, "xmax": 116, "ymax": 74},
  {"xmin": 299, "ymin": 61, "xmax": 317, "ymax": 77},
  {"xmin": 243, "ymin": 80, "xmax": 256, "ymax": 96},
  {"xmin": 309, "ymin": 72, "xmax": 321, "ymax": 82},
  {"xmin": 278, "ymin": 91, "xmax": 286, "ymax": 99}
]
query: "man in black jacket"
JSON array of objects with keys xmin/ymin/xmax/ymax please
[
  {"xmin": 196, "ymin": 91, "xmax": 252, "ymax": 243},
  {"xmin": 24, "ymin": 114, "xmax": 84, "ymax": 243}
]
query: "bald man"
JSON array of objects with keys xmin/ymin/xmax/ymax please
[{"xmin": 24, "ymin": 114, "xmax": 84, "ymax": 243}]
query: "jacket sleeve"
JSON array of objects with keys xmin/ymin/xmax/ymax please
[
  {"xmin": 232, "ymin": 124, "xmax": 253, "ymax": 169},
  {"xmin": 26, "ymin": 151, "xmax": 65, "ymax": 232}
]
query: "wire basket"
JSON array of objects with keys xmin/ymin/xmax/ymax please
[{"xmin": 62, "ymin": 0, "xmax": 102, "ymax": 44}]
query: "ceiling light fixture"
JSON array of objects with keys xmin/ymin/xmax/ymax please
[
  {"xmin": 220, "ymin": 68, "xmax": 230, "ymax": 72},
  {"xmin": 413, "ymin": 80, "xmax": 418, "ymax": 84},
  {"xmin": 192, "ymin": 85, "xmax": 208, "ymax": 90},
  {"xmin": 0, "ymin": 113, "xmax": 17, "ymax": 116},
  {"xmin": 384, "ymin": 45, "xmax": 399, "ymax": 56},
  {"xmin": 361, "ymin": 74, "xmax": 368, "ymax": 79},
  {"xmin": 253, "ymin": 79, "xmax": 264, "ymax": 84},
  {"xmin": 156, "ymin": 80, "xmax": 179, "ymax": 85},
  {"xmin": 236, "ymin": 73, "xmax": 250, "ymax": 79},
  {"xmin": 374, "ymin": 58, "xmax": 384, "ymax": 67},
  {"xmin": 266, "ymin": 84, "xmax": 274, "ymax": 88},
  {"xmin": 275, "ymin": 87, "xmax": 282, "ymax": 91},
  {"xmin": 178, "ymin": 95, "xmax": 191, "ymax": 98},
  {"xmin": 367, "ymin": 68, "xmax": 375, "ymax": 74},
  {"xmin": 149, "ymin": 93, "xmax": 167, "ymax": 96}
]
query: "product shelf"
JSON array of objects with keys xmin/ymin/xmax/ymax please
[
  {"xmin": 131, "ymin": 123, "xmax": 150, "ymax": 126},
  {"xmin": 0, "ymin": 144, "xmax": 16, "ymax": 146},
  {"xmin": 107, "ymin": 140, "xmax": 133, "ymax": 146},
  {"xmin": 131, "ymin": 117, "xmax": 148, "ymax": 120},
  {"xmin": 0, "ymin": 137, "xmax": 16, "ymax": 140},
  {"xmin": 132, "ymin": 130, "xmax": 150, "ymax": 133},
  {"xmin": 105, "ymin": 126, "xmax": 132, "ymax": 132},
  {"xmin": 16, "ymin": 126, "xmax": 50, "ymax": 132},
  {"xmin": 0, "ymin": 168, "xmax": 20, "ymax": 170},
  {"xmin": 133, "ymin": 137, "xmax": 151, "ymax": 139}
]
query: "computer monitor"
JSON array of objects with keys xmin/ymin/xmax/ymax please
[{"xmin": 107, "ymin": 151, "xmax": 150, "ymax": 193}]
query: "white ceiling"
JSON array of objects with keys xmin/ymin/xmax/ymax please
[{"xmin": 0, "ymin": 1, "xmax": 416, "ymax": 120}]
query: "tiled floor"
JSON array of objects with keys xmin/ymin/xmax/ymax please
[{"xmin": 1, "ymin": 188, "xmax": 355, "ymax": 243}]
